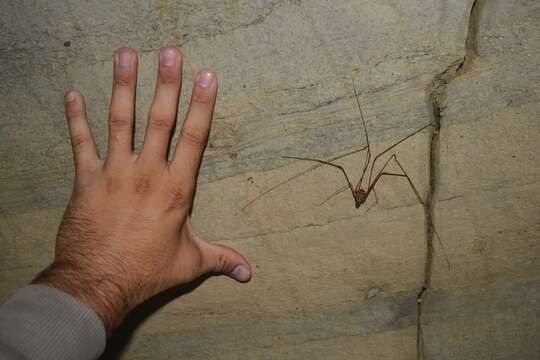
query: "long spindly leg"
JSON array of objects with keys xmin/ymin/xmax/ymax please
[
  {"xmin": 242, "ymin": 146, "xmax": 367, "ymax": 210},
  {"xmin": 383, "ymin": 155, "xmax": 450, "ymax": 267},
  {"xmin": 367, "ymin": 123, "xmax": 433, "ymax": 196},
  {"xmin": 387, "ymin": 155, "xmax": 424, "ymax": 206},
  {"xmin": 282, "ymin": 155, "xmax": 357, "ymax": 202},
  {"xmin": 352, "ymin": 81, "xmax": 371, "ymax": 191},
  {"xmin": 365, "ymin": 154, "xmax": 425, "ymax": 206},
  {"xmin": 366, "ymin": 155, "xmax": 451, "ymax": 267},
  {"xmin": 319, "ymin": 184, "xmax": 350, "ymax": 206},
  {"xmin": 433, "ymin": 227, "xmax": 451, "ymax": 268}
]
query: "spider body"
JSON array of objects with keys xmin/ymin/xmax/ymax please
[{"xmin": 353, "ymin": 189, "xmax": 367, "ymax": 208}]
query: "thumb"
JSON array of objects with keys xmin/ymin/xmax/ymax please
[{"xmin": 200, "ymin": 242, "xmax": 252, "ymax": 283}]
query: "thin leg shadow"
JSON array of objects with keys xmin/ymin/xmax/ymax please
[{"xmin": 99, "ymin": 273, "xmax": 212, "ymax": 359}]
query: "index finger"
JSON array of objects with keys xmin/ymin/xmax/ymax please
[{"xmin": 169, "ymin": 70, "xmax": 217, "ymax": 190}]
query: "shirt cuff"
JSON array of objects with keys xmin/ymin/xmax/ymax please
[{"xmin": 0, "ymin": 285, "xmax": 106, "ymax": 360}]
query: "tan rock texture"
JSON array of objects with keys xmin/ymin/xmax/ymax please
[{"xmin": 1, "ymin": 0, "xmax": 538, "ymax": 359}]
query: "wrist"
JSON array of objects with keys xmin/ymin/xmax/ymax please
[{"xmin": 33, "ymin": 261, "xmax": 127, "ymax": 334}]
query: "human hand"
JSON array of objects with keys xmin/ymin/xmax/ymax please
[{"xmin": 33, "ymin": 47, "xmax": 251, "ymax": 334}]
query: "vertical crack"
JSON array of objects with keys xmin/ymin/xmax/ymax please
[{"xmin": 416, "ymin": 1, "xmax": 485, "ymax": 359}]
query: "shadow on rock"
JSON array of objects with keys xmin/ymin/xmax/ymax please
[{"xmin": 99, "ymin": 274, "xmax": 211, "ymax": 359}]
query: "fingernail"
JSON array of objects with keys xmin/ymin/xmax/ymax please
[
  {"xmin": 197, "ymin": 70, "xmax": 215, "ymax": 88},
  {"xmin": 230, "ymin": 265, "xmax": 251, "ymax": 282},
  {"xmin": 161, "ymin": 48, "xmax": 177, "ymax": 67},
  {"xmin": 116, "ymin": 49, "xmax": 133, "ymax": 68},
  {"xmin": 65, "ymin": 91, "xmax": 76, "ymax": 103}
]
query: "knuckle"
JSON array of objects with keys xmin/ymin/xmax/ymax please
[
  {"xmin": 159, "ymin": 71, "xmax": 180, "ymax": 85},
  {"xmin": 65, "ymin": 95, "xmax": 82, "ymax": 117},
  {"xmin": 214, "ymin": 253, "xmax": 227, "ymax": 273},
  {"xmin": 76, "ymin": 159, "xmax": 102, "ymax": 176},
  {"xmin": 67, "ymin": 106, "xmax": 84, "ymax": 119},
  {"xmin": 167, "ymin": 185, "xmax": 190, "ymax": 210},
  {"xmin": 180, "ymin": 128, "xmax": 206, "ymax": 147},
  {"xmin": 145, "ymin": 145, "xmax": 164, "ymax": 160},
  {"xmin": 148, "ymin": 117, "xmax": 173, "ymax": 132},
  {"xmin": 71, "ymin": 133, "xmax": 89, "ymax": 150},
  {"xmin": 191, "ymin": 89, "xmax": 214, "ymax": 105},
  {"xmin": 134, "ymin": 175, "xmax": 152, "ymax": 195},
  {"xmin": 114, "ymin": 72, "xmax": 134, "ymax": 87},
  {"xmin": 110, "ymin": 115, "xmax": 132, "ymax": 129},
  {"xmin": 105, "ymin": 174, "xmax": 123, "ymax": 193}
]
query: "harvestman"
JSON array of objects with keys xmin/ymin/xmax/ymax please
[{"xmin": 242, "ymin": 83, "xmax": 432, "ymax": 210}]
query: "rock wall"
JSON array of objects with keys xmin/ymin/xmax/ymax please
[{"xmin": 1, "ymin": 1, "xmax": 538, "ymax": 359}]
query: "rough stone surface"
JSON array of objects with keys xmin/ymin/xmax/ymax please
[{"xmin": 1, "ymin": 1, "xmax": 538, "ymax": 359}]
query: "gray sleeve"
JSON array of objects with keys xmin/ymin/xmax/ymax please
[{"xmin": 0, "ymin": 285, "xmax": 106, "ymax": 360}]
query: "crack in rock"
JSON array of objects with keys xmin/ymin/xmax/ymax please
[{"xmin": 416, "ymin": 1, "xmax": 485, "ymax": 359}]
